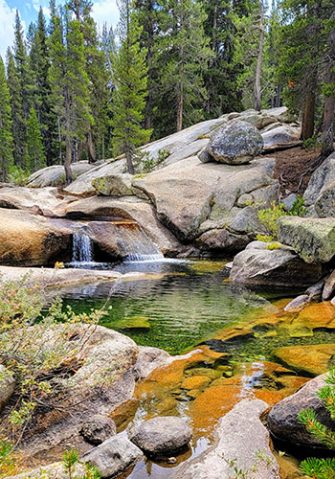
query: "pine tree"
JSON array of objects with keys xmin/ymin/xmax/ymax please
[
  {"xmin": 48, "ymin": 6, "xmax": 92, "ymax": 182},
  {"xmin": 29, "ymin": 7, "xmax": 57, "ymax": 166},
  {"xmin": 202, "ymin": 0, "xmax": 243, "ymax": 117},
  {"xmin": 135, "ymin": 0, "xmax": 161, "ymax": 130},
  {"xmin": 26, "ymin": 107, "xmax": 46, "ymax": 172},
  {"xmin": 153, "ymin": 0, "xmax": 212, "ymax": 135},
  {"xmin": 66, "ymin": 0, "xmax": 110, "ymax": 162},
  {"xmin": 7, "ymin": 48, "xmax": 26, "ymax": 169},
  {"xmin": 101, "ymin": 23, "xmax": 116, "ymax": 158},
  {"xmin": 277, "ymin": 0, "xmax": 325, "ymax": 140},
  {"xmin": 0, "ymin": 56, "xmax": 14, "ymax": 181},
  {"xmin": 111, "ymin": 0, "xmax": 151, "ymax": 174}
]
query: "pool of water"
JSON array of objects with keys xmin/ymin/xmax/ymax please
[
  {"xmin": 62, "ymin": 259, "xmax": 335, "ymax": 479},
  {"xmin": 64, "ymin": 259, "xmax": 273, "ymax": 354}
]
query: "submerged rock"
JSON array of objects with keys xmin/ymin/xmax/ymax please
[
  {"xmin": 129, "ymin": 416, "xmax": 192, "ymax": 456},
  {"xmin": 268, "ymin": 373, "xmax": 335, "ymax": 450},
  {"xmin": 278, "ymin": 216, "xmax": 335, "ymax": 263},
  {"xmin": 83, "ymin": 434, "xmax": 144, "ymax": 478},
  {"xmin": 174, "ymin": 399, "xmax": 279, "ymax": 479},
  {"xmin": 284, "ymin": 294, "xmax": 311, "ymax": 312},
  {"xmin": 273, "ymin": 344, "xmax": 335, "ymax": 376},
  {"xmin": 230, "ymin": 243, "xmax": 321, "ymax": 288},
  {"xmin": 206, "ymin": 120, "xmax": 264, "ymax": 164}
]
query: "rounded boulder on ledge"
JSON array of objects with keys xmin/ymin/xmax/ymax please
[
  {"xmin": 128, "ymin": 416, "xmax": 192, "ymax": 456},
  {"xmin": 206, "ymin": 120, "xmax": 264, "ymax": 165}
]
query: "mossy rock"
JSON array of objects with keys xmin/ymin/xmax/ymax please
[{"xmin": 113, "ymin": 316, "xmax": 151, "ymax": 330}]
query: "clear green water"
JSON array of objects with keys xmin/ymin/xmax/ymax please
[{"xmin": 64, "ymin": 260, "xmax": 272, "ymax": 354}]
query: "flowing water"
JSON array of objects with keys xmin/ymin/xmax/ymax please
[
  {"xmin": 63, "ymin": 261, "xmax": 335, "ymax": 479},
  {"xmin": 72, "ymin": 231, "xmax": 94, "ymax": 263}
]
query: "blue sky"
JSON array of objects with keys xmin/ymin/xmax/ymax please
[{"xmin": 0, "ymin": 0, "xmax": 119, "ymax": 58}]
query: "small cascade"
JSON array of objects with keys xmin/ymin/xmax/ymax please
[
  {"xmin": 72, "ymin": 231, "xmax": 94, "ymax": 263},
  {"xmin": 114, "ymin": 222, "xmax": 164, "ymax": 262}
]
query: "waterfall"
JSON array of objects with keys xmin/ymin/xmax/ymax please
[
  {"xmin": 72, "ymin": 232, "xmax": 94, "ymax": 263},
  {"xmin": 112, "ymin": 222, "xmax": 164, "ymax": 262}
]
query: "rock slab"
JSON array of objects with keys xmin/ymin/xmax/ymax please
[{"xmin": 174, "ymin": 399, "xmax": 279, "ymax": 479}]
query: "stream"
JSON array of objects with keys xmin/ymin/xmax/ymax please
[{"xmin": 63, "ymin": 259, "xmax": 335, "ymax": 478}]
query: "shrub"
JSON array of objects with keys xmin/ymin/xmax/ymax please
[
  {"xmin": 299, "ymin": 369, "xmax": 335, "ymax": 479},
  {"xmin": 257, "ymin": 203, "xmax": 287, "ymax": 239},
  {"xmin": 257, "ymin": 196, "xmax": 306, "ymax": 241},
  {"xmin": 290, "ymin": 195, "xmax": 306, "ymax": 216},
  {"xmin": 8, "ymin": 166, "xmax": 30, "ymax": 186},
  {"xmin": 0, "ymin": 277, "xmax": 106, "ymax": 476}
]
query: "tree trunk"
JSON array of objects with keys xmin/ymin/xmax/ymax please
[
  {"xmin": 254, "ymin": 0, "xmax": 264, "ymax": 111},
  {"xmin": 87, "ymin": 129, "xmax": 97, "ymax": 163},
  {"xmin": 177, "ymin": 87, "xmax": 184, "ymax": 132},
  {"xmin": 125, "ymin": 145, "xmax": 135, "ymax": 174},
  {"xmin": 320, "ymin": 24, "xmax": 335, "ymax": 158},
  {"xmin": 64, "ymin": 136, "xmax": 73, "ymax": 184},
  {"xmin": 301, "ymin": 84, "xmax": 316, "ymax": 141}
]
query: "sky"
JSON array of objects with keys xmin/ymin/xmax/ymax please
[{"xmin": 0, "ymin": 0, "xmax": 119, "ymax": 58}]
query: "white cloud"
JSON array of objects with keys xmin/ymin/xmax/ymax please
[
  {"xmin": 0, "ymin": 0, "xmax": 16, "ymax": 59},
  {"xmin": 92, "ymin": 0, "xmax": 119, "ymax": 31}
]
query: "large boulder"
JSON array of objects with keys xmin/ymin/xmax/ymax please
[
  {"xmin": 205, "ymin": 120, "xmax": 264, "ymax": 164},
  {"xmin": 83, "ymin": 435, "xmax": 144, "ymax": 478},
  {"xmin": 304, "ymin": 152, "xmax": 335, "ymax": 206},
  {"xmin": 268, "ymin": 373, "xmax": 335, "ymax": 450},
  {"xmin": 0, "ymin": 365, "xmax": 15, "ymax": 411},
  {"xmin": 174, "ymin": 399, "xmax": 279, "ymax": 479},
  {"xmin": 133, "ymin": 156, "xmax": 278, "ymax": 242},
  {"xmin": 230, "ymin": 241, "xmax": 322, "ymax": 288},
  {"xmin": 27, "ymin": 161, "xmax": 95, "ymax": 188},
  {"xmin": 129, "ymin": 416, "xmax": 192, "ymax": 456},
  {"xmin": 278, "ymin": 216, "xmax": 335, "ymax": 263},
  {"xmin": 0, "ymin": 208, "xmax": 72, "ymax": 266}
]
